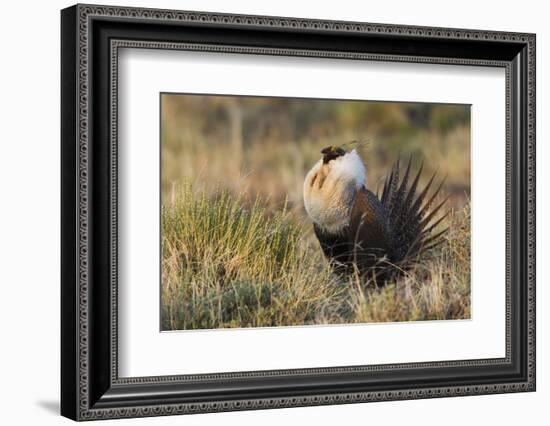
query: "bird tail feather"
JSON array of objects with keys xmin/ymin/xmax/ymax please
[{"xmin": 380, "ymin": 155, "xmax": 448, "ymax": 266}]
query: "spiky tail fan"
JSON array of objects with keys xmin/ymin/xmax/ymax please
[{"xmin": 378, "ymin": 156, "xmax": 450, "ymax": 267}]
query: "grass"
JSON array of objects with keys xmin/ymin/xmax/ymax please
[{"xmin": 161, "ymin": 183, "xmax": 470, "ymax": 330}]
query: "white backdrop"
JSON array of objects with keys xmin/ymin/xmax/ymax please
[{"xmin": 0, "ymin": 0, "xmax": 547, "ymax": 425}]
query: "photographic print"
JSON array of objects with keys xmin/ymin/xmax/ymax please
[{"xmin": 160, "ymin": 94, "xmax": 471, "ymax": 331}]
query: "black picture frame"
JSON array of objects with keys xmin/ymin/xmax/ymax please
[{"xmin": 61, "ymin": 3, "xmax": 536, "ymax": 421}]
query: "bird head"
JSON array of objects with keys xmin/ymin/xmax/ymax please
[{"xmin": 321, "ymin": 145, "xmax": 346, "ymax": 164}]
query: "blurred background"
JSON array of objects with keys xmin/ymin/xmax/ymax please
[{"xmin": 161, "ymin": 94, "xmax": 470, "ymax": 216}]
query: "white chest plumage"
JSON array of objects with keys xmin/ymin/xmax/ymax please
[{"xmin": 303, "ymin": 150, "xmax": 366, "ymax": 234}]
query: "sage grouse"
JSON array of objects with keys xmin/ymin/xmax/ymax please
[{"xmin": 303, "ymin": 145, "xmax": 448, "ymax": 279}]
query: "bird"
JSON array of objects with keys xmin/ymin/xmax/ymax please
[{"xmin": 303, "ymin": 145, "xmax": 448, "ymax": 280}]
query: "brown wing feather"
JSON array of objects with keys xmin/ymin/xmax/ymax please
[{"xmin": 348, "ymin": 187, "xmax": 393, "ymax": 271}]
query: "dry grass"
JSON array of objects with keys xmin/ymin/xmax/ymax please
[{"xmin": 161, "ymin": 183, "xmax": 470, "ymax": 330}]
